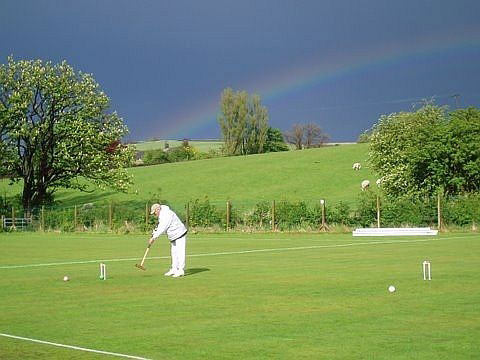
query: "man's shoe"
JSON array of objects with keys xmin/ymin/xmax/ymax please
[
  {"xmin": 164, "ymin": 269, "xmax": 176, "ymax": 276},
  {"xmin": 172, "ymin": 270, "xmax": 184, "ymax": 277}
]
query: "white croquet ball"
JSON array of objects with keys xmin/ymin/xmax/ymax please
[
  {"xmin": 63, "ymin": 275, "xmax": 69, "ymax": 282},
  {"xmin": 388, "ymin": 285, "xmax": 396, "ymax": 293}
]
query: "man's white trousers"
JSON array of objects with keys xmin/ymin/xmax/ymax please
[{"xmin": 170, "ymin": 236, "xmax": 186, "ymax": 272}]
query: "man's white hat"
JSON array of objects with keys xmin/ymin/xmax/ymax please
[{"xmin": 150, "ymin": 203, "xmax": 161, "ymax": 214}]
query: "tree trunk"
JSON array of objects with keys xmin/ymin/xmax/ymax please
[
  {"xmin": 22, "ymin": 178, "xmax": 49, "ymax": 216},
  {"xmin": 22, "ymin": 180, "xmax": 34, "ymax": 217}
]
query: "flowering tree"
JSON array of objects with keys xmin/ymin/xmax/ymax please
[
  {"xmin": 369, "ymin": 104, "xmax": 480, "ymax": 198},
  {"xmin": 0, "ymin": 56, "xmax": 134, "ymax": 211}
]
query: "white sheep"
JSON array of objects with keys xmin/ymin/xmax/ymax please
[
  {"xmin": 352, "ymin": 162, "xmax": 361, "ymax": 170},
  {"xmin": 361, "ymin": 180, "xmax": 370, "ymax": 191}
]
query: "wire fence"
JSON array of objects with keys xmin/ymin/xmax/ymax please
[{"xmin": 1, "ymin": 193, "xmax": 479, "ymax": 233}]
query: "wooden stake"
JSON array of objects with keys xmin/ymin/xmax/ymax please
[
  {"xmin": 41, "ymin": 206, "xmax": 45, "ymax": 231},
  {"xmin": 145, "ymin": 203, "xmax": 149, "ymax": 230},
  {"xmin": 226, "ymin": 201, "xmax": 231, "ymax": 231},
  {"xmin": 319, "ymin": 200, "xmax": 329, "ymax": 231},
  {"xmin": 272, "ymin": 200, "xmax": 276, "ymax": 231},
  {"xmin": 109, "ymin": 203, "xmax": 113, "ymax": 229},
  {"xmin": 437, "ymin": 192, "xmax": 442, "ymax": 231},
  {"xmin": 74, "ymin": 205, "xmax": 77, "ymax": 230},
  {"xmin": 376, "ymin": 195, "xmax": 381, "ymax": 228}
]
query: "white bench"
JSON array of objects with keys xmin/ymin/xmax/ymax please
[{"xmin": 352, "ymin": 227, "xmax": 438, "ymax": 237}]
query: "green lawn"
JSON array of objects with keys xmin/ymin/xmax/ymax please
[{"xmin": 1, "ymin": 232, "xmax": 478, "ymax": 359}]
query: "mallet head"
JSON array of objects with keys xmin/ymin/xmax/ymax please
[{"xmin": 135, "ymin": 264, "xmax": 146, "ymax": 271}]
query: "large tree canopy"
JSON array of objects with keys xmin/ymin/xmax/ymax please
[
  {"xmin": 369, "ymin": 104, "xmax": 480, "ymax": 198},
  {"xmin": 217, "ymin": 88, "xmax": 268, "ymax": 156},
  {"xmin": 0, "ymin": 56, "xmax": 134, "ymax": 210}
]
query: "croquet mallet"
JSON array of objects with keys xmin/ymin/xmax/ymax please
[{"xmin": 135, "ymin": 242, "xmax": 152, "ymax": 271}]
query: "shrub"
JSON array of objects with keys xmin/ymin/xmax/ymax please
[
  {"xmin": 188, "ymin": 198, "xmax": 222, "ymax": 227},
  {"xmin": 244, "ymin": 201, "xmax": 271, "ymax": 227},
  {"xmin": 354, "ymin": 192, "xmax": 378, "ymax": 227},
  {"xmin": 443, "ymin": 194, "xmax": 480, "ymax": 226},
  {"xmin": 381, "ymin": 197, "xmax": 436, "ymax": 227},
  {"xmin": 327, "ymin": 201, "xmax": 353, "ymax": 226},
  {"xmin": 167, "ymin": 146, "xmax": 197, "ymax": 162},
  {"xmin": 143, "ymin": 145, "xmax": 209, "ymax": 165},
  {"xmin": 275, "ymin": 201, "xmax": 311, "ymax": 229},
  {"xmin": 143, "ymin": 149, "xmax": 170, "ymax": 165}
]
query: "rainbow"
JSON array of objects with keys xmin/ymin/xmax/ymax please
[{"xmin": 156, "ymin": 26, "xmax": 480, "ymax": 139}]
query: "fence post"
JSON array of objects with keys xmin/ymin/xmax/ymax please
[
  {"xmin": 74, "ymin": 205, "xmax": 77, "ymax": 230},
  {"xmin": 226, "ymin": 201, "xmax": 231, "ymax": 232},
  {"xmin": 41, "ymin": 206, "xmax": 45, "ymax": 231},
  {"xmin": 185, "ymin": 202, "xmax": 190, "ymax": 229},
  {"xmin": 109, "ymin": 203, "xmax": 113, "ymax": 230},
  {"xmin": 319, "ymin": 199, "xmax": 329, "ymax": 231},
  {"xmin": 376, "ymin": 195, "xmax": 381, "ymax": 228},
  {"xmin": 145, "ymin": 203, "xmax": 149, "ymax": 231},
  {"xmin": 272, "ymin": 200, "xmax": 276, "ymax": 231},
  {"xmin": 437, "ymin": 192, "xmax": 442, "ymax": 231},
  {"xmin": 1, "ymin": 215, "xmax": 4, "ymax": 230},
  {"xmin": 12, "ymin": 206, "xmax": 15, "ymax": 230}
]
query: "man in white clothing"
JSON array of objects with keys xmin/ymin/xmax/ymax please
[{"xmin": 149, "ymin": 203, "xmax": 188, "ymax": 277}]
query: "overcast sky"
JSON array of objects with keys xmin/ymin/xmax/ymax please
[{"xmin": 2, "ymin": 0, "xmax": 480, "ymax": 141}]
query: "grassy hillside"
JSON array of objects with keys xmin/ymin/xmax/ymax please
[{"xmin": 1, "ymin": 143, "xmax": 375, "ymax": 210}]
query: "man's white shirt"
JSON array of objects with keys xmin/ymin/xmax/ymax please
[{"xmin": 151, "ymin": 205, "xmax": 187, "ymax": 241}]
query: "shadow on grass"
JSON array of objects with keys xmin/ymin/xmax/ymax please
[{"xmin": 185, "ymin": 268, "xmax": 210, "ymax": 277}]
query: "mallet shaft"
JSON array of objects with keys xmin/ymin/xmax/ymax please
[{"xmin": 140, "ymin": 246, "xmax": 150, "ymax": 266}]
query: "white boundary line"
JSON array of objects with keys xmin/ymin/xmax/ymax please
[
  {"xmin": 0, "ymin": 256, "xmax": 169, "ymax": 269},
  {"xmin": 0, "ymin": 333, "xmax": 151, "ymax": 359},
  {"xmin": 0, "ymin": 235, "xmax": 475, "ymax": 270}
]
